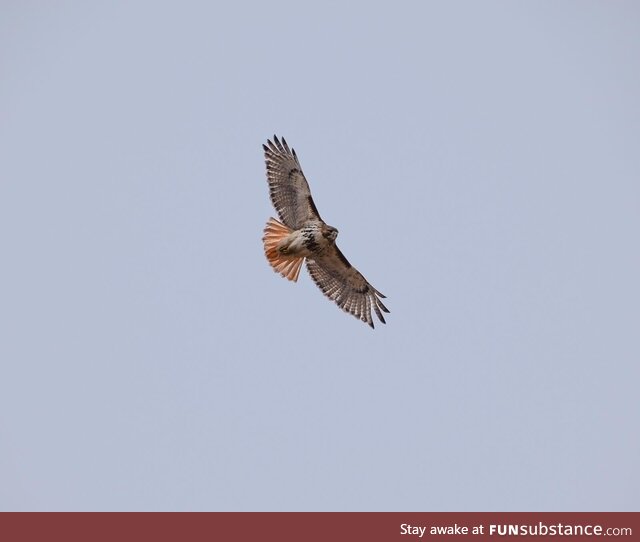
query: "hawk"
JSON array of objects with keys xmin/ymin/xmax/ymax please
[{"xmin": 262, "ymin": 136, "xmax": 389, "ymax": 328}]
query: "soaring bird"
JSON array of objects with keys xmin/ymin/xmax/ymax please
[{"xmin": 262, "ymin": 136, "xmax": 389, "ymax": 328}]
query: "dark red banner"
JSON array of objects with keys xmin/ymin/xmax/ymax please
[{"xmin": 0, "ymin": 512, "xmax": 637, "ymax": 542}]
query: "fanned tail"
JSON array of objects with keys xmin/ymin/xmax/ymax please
[{"xmin": 262, "ymin": 217, "xmax": 304, "ymax": 282}]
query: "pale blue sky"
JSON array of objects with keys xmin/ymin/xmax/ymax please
[{"xmin": 1, "ymin": 2, "xmax": 638, "ymax": 511}]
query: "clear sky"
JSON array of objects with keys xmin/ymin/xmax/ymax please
[{"xmin": 1, "ymin": 2, "xmax": 638, "ymax": 511}]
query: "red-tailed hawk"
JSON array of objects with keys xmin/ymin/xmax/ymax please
[{"xmin": 262, "ymin": 136, "xmax": 389, "ymax": 328}]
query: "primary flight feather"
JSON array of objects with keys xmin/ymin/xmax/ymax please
[{"xmin": 262, "ymin": 136, "xmax": 389, "ymax": 328}]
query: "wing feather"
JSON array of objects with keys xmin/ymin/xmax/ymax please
[
  {"xmin": 264, "ymin": 136, "xmax": 322, "ymax": 229},
  {"xmin": 306, "ymin": 246, "xmax": 389, "ymax": 328}
]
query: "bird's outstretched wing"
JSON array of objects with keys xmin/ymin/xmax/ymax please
[
  {"xmin": 263, "ymin": 136, "xmax": 322, "ymax": 230},
  {"xmin": 306, "ymin": 247, "xmax": 389, "ymax": 328}
]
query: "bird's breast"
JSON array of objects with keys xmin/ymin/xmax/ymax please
[{"xmin": 279, "ymin": 224, "xmax": 329, "ymax": 257}]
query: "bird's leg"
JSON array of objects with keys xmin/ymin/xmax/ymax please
[{"xmin": 277, "ymin": 237, "xmax": 292, "ymax": 255}]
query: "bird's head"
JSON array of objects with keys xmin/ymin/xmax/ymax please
[{"xmin": 322, "ymin": 224, "xmax": 339, "ymax": 242}]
